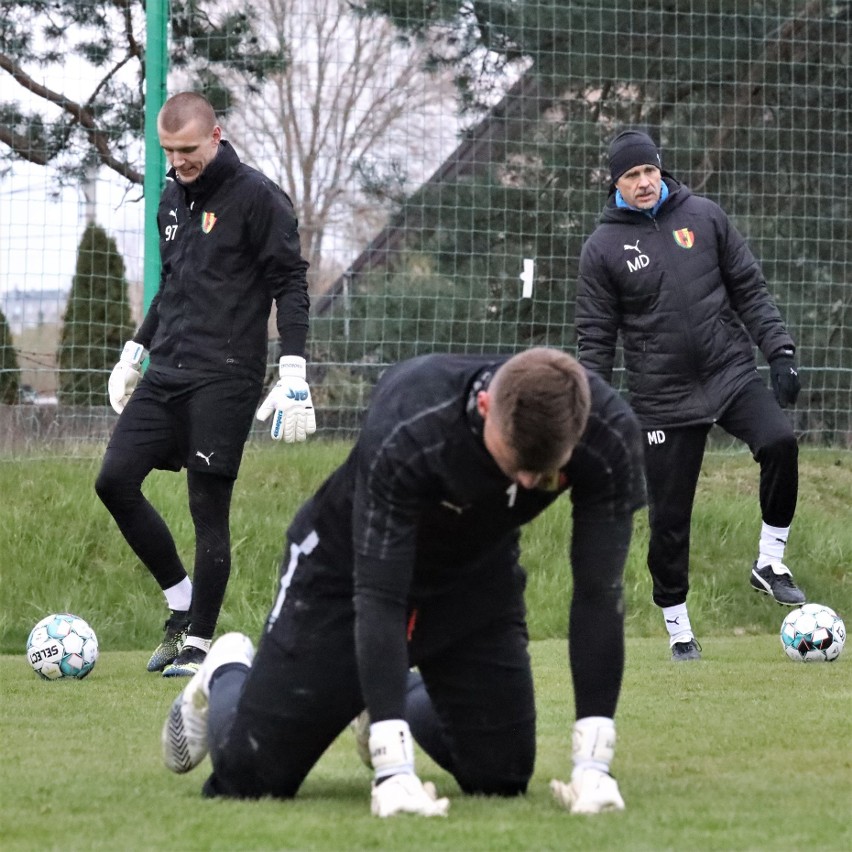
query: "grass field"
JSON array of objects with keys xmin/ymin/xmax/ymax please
[
  {"xmin": 3, "ymin": 638, "xmax": 850, "ymax": 851},
  {"xmin": 2, "ymin": 445, "xmax": 851, "ymax": 651},
  {"xmin": 2, "ymin": 445, "xmax": 851, "ymax": 850}
]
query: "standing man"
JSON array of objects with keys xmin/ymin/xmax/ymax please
[
  {"xmin": 96, "ymin": 92, "xmax": 314, "ymax": 678},
  {"xmin": 576, "ymin": 129, "xmax": 804, "ymax": 662},
  {"xmin": 160, "ymin": 348, "xmax": 646, "ymax": 816}
]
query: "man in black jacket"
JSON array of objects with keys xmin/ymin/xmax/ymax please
[
  {"xmin": 160, "ymin": 348, "xmax": 646, "ymax": 817},
  {"xmin": 95, "ymin": 92, "xmax": 313, "ymax": 677},
  {"xmin": 576, "ymin": 129, "xmax": 804, "ymax": 662}
]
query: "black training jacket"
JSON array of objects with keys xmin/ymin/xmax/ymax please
[
  {"xmin": 136, "ymin": 140, "xmax": 310, "ymax": 382},
  {"xmin": 575, "ymin": 176, "xmax": 795, "ymax": 428},
  {"xmin": 284, "ymin": 353, "xmax": 646, "ymax": 720}
]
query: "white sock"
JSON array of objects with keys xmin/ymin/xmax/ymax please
[
  {"xmin": 183, "ymin": 636, "xmax": 211, "ymax": 653},
  {"xmin": 163, "ymin": 577, "xmax": 192, "ymax": 612},
  {"xmin": 662, "ymin": 604, "xmax": 693, "ymax": 646},
  {"xmin": 757, "ymin": 523, "xmax": 789, "ymax": 568}
]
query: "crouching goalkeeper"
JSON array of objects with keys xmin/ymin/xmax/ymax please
[{"xmin": 160, "ymin": 348, "xmax": 646, "ymax": 817}]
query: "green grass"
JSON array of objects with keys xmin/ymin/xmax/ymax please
[
  {"xmin": 2, "ymin": 638, "xmax": 850, "ymax": 851},
  {"xmin": 2, "ymin": 445, "xmax": 851, "ymax": 653},
  {"xmin": 2, "ymin": 446, "xmax": 851, "ymax": 849}
]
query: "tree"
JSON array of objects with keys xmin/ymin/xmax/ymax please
[
  {"xmin": 0, "ymin": 305, "xmax": 20, "ymax": 404},
  {"xmin": 343, "ymin": 0, "xmax": 851, "ymax": 441},
  {"xmin": 0, "ymin": 0, "xmax": 285, "ymax": 187},
  {"xmin": 219, "ymin": 0, "xmax": 459, "ymax": 291},
  {"xmin": 57, "ymin": 223, "xmax": 134, "ymax": 406}
]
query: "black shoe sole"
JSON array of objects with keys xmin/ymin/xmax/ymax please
[{"xmin": 750, "ymin": 584, "xmax": 804, "ymax": 607}]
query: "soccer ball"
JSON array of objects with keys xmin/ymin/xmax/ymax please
[
  {"xmin": 780, "ymin": 603, "xmax": 846, "ymax": 663},
  {"xmin": 26, "ymin": 613, "xmax": 99, "ymax": 680}
]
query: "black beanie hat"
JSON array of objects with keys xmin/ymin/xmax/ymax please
[{"xmin": 608, "ymin": 130, "xmax": 661, "ymax": 184}]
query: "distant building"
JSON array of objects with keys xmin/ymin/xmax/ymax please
[
  {"xmin": 1, "ymin": 281, "xmax": 143, "ymax": 336},
  {"xmin": 1, "ymin": 287, "xmax": 69, "ymax": 335}
]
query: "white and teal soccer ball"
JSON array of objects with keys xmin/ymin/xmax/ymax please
[
  {"xmin": 26, "ymin": 613, "xmax": 99, "ymax": 680},
  {"xmin": 780, "ymin": 603, "xmax": 846, "ymax": 663}
]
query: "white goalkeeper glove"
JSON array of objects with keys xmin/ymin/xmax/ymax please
[
  {"xmin": 256, "ymin": 356, "xmax": 316, "ymax": 442},
  {"xmin": 108, "ymin": 341, "xmax": 147, "ymax": 414},
  {"xmin": 368, "ymin": 719, "xmax": 449, "ymax": 818},
  {"xmin": 550, "ymin": 717, "xmax": 625, "ymax": 815},
  {"xmin": 550, "ymin": 771, "xmax": 624, "ymax": 815}
]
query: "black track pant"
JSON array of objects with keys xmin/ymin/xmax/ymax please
[
  {"xmin": 643, "ymin": 377, "xmax": 798, "ymax": 608},
  {"xmin": 95, "ymin": 453, "xmax": 234, "ymax": 640},
  {"xmin": 94, "ymin": 372, "xmax": 258, "ymax": 640},
  {"xmin": 201, "ymin": 513, "xmax": 629, "ymax": 800},
  {"xmin": 201, "ymin": 552, "xmax": 536, "ymax": 799}
]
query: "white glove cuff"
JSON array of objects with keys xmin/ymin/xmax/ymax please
[
  {"xmin": 572, "ymin": 716, "xmax": 616, "ymax": 780},
  {"xmin": 120, "ymin": 341, "xmax": 147, "ymax": 366},
  {"xmin": 369, "ymin": 719, "xmax": 415, "ymax": 780},
  {"xmin": 278, "ymin": 355, "xmax": 306, "ymax": 380}
]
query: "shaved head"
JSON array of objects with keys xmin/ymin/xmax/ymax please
[
  {"xmin": 157, "ymin": 92, "xmax": 221, "ymax": 184},
  {"xmin": 158, "ymin": 92, "xmax": 217, "ymax": 135}
]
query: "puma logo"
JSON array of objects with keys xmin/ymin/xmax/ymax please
[
  {"xmin": 623, "ymin": 240, "xmax": 641, "ymax": 253},
  {"xmin": 665, "ymin": 616, "xmax": 681, "ymax": 625},
  {"xmin": 169, "ymin": 209, "xmax": 178, "ymax": 220},
  {"xmin": 195, "ymin": 450, "xmax": 214, "ymax": 466}
]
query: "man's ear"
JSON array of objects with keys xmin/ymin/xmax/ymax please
[{"xmin": 476, "ymin": 390, "xmax": 490, "ymax": 418}]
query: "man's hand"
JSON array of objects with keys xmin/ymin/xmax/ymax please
[
  {"xmin": 256, "ymin": 356, "xmax": 316, "ymax": 442},
  {"xmin": 769, "ymin": 349, "xmax": 801, "ymax": 408},
  {"xmin": 367, "ymin": 718, "xmax": 450, "ymax": 818},
  {"xmin": 108, "ymin": 341, "xmax": 147, "ymax": 414},
  {"xmin": 550, "ymin": 770, "xmax": 625, "ymax": 815},
  {"xmin": 371, "ymin": 774, "xmax": 450, "ymax": 818}
]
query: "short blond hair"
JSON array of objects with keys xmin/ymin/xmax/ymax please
[
  {"xmin": 489, "ymin": 348, "xmax": 591, "ymax": 471},
  {"xmin": 158, "ymin": 92, "xmax": 217, "ymax": 134}
]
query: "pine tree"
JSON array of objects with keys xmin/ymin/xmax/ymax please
[
  {"xmin": 58, "ymin": 223, "xmax": 135, "ymax": 406},
  {"xmin": 0, "ymin": 306, "xmax": 21, "ymax": 404}
]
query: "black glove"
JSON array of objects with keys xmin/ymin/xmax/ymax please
[{"xmin": 769, "ymin": 350, "xmax": 800, "ymax": 408}]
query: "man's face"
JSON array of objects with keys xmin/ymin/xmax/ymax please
[
  {"xmin": 158, "ymin": 118, "xmax": 221, "ymax": 184},
  {"xmin": 615, "ymin": 164, "xmax": 662, "ymax": 209}
]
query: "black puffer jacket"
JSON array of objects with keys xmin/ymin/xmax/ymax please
[
  {"xmin": 575, "ymin": 177, "xmax": 795, "ymax": 428},
  {"xmin": 136, "ymin": 140, "xmax": 310, "ymax": 382}
]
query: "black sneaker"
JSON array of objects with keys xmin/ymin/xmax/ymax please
[
  {"xmin": 671, "ymin": 638, "xmax": 702, "ymax": 662},
  {"xmin": 750, "ymin": 561, "xmax": 805, "ymax": 606},
  {"xmin": 162, "ymin": 644, "xmax": 207, "ymax": 678},
  {"xmin": 146, "ymin": 611, "xmax": 191, "ymax": 672}
]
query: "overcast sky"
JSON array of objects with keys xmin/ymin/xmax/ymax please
[
  {"xmin": 0, "ymin": 52, "xmax": 146, "ymax": 299},
  {"xmin": 0, "ymin": 156, "xmax": 145, "ymax": 297}
]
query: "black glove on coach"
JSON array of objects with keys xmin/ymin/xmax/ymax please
[{"xmin": 769, "ymin": 349, "xmax": 801, "ymax": 408}]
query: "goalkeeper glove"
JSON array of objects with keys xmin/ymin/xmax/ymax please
[
  {"xmin": 550, "ymin": 771, "xmax": 625, "ymax": 815},
  {"xmin": 368, "ymin": 719, "xmax": 450, "ymax": 818},
  {"xmin": 256, "ymin": 356, "xmax": 316, "ymax": 442},
  {"xmin": 550, "ymin": 717, "xmax": 625, "ymax": 815},
  {"xmin": 769, "ymin": 349, "xmax": 800, "ymax": 408},
  {"xmin": 108, "ymin": 341, "xmax": 147, "ymax": 414}
]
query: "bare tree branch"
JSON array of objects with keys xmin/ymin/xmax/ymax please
[{"xmin": 224, "ymin": 0, "xmax": 459, "ymax": 291}]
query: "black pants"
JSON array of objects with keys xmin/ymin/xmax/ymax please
[
  {"xmin": 643, "ymin": 376, "xmax": 798, "ymax": 608},
  {"xmin": 202, "ymin": 546, "xmax": 536, "ymax": 799},
  {"xmin": 95, "ymin": 371, "xmax": 261, "ymax": 639}
]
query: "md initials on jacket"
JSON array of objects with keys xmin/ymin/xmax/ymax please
[{"xmin": 627, "ymin": 254, "xmax": 650, "ymax": 272}]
